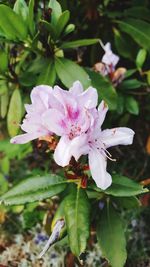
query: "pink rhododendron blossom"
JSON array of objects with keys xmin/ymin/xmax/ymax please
[
  {"xmin": 10, "ymin": 81, "xmax": 134, "ymax": 190},
  {"xmin": 101, "ymin": 42, "xmax": 120, "ymax": 75}
]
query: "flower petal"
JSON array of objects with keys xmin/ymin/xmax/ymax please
[
  {"xmin": 69, "ymin": 81, "xmax": 84, "ymax": 95},
  {"xmin": 100, "ymin": 127, "xmax": 135, "ymax": 148},
  {"xmin": 10, "ymin": 132, "xmax": 42, "ymax": 144},
  {"xmin": 79, "ymin": 86, "xmax": 98, "ymax": 109},
  {"xmin": 54, "ymin": 136, "xmax": 72, "ymax": 167},
  {"xmin": 42, "ymin": 109, "xmax": 66, "ymax": 136},
  {"xmin": 97, "ymin": 100, "xmax": 108, "ymax": 127},
  {"xmin": 89, "ymin": 148, "xmax": 112, "ymax": 190}
]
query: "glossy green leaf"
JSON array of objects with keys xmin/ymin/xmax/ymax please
[
  {"xmin": 124, "ymin": 7, "xmax": 150, "ymax": 22},
  {"xmin": 126, "ymin": 96, "xmax": 139, "ymax": 115},
  {"xmin": 117, "ymin": 19, "xmax": 150, "ymax": 52},
  {"xmin": 60, "ymin": 39, "xmax": 99, "ymax": 49},
  {"xmin": 113, "ymin": 196, "xmax": 140, "ymax": 210},
  {"xmin": 0, "ymin": 86, "xmax": 9, "ymax": 118},
  {"xmin": 136, "ymin": 49, "xmax": 147, "ymax": 69},
  {"xmin": 0, "ymin": 173, "xmax": 8, "ymax": 195},
  {"xmin": 64, "ymin": 186, "xmax": 90, "ymax": 257},
  {"xmin": 13, "ymin": 0, "xmax": 28, "ymax": 21},
  {"xmin": 0, "ymin": 174, "xmax": 67, "ymax": 205},
  {"xmin": 37, "ymin": 61, "xmax": 56, "ymax": 86},
  {"xmin": 55, "ymin": 57, "xmax": 91, "ymax": 89},
  {"xmin": 90, "ymin": 174, "xmax": 148, "ymax": 196},
  {"xmin": 7, "ymin": 89, "xmax": 22, "ymax": 137},
  {"xmin": 28, "ymin": 0, "xmax": 35, "ymax": 36},
  {"xmin": 0, "ymin": 4, "xmax": 28, "ymax": 40},
  {"xmin": 56, "ymin": 10, "xmax": 70, "ymax": 38},
  {"xmin": 113, "ymin": 28, "xmax": 136, "ymax": 60},
  {"xmin": 64, "ymin": 23, "xmax": 75, "ymax": 35},
  {"xmin": 40, "ymin": 20, "xmax": 56, "ymax": 39},
  {"xmin": 106, "ymin": 175, "xmax": 147, "ymax": 196},
  {"xmin": 97, "ymin": 203, "xmax": 127, "ymax": 267},
  {"xmin": 0, "ymin": 50, "xmax": 8, "ymax": 73},
  {"xmin": 48, "ymin": 0, "xmax": 62, "ymax": 25},
  {"xmin": 121, "ymin": 79, "xmax": 145, "ymax": 90},
  {"xmin": 86, "ymin": 69, "xmax": 118, "ymax": 110},
  {"xmin": 0, "ymin": 156, "xmax": 10, "ymax": 175}
]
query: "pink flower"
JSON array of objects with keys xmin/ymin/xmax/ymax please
[
  {"xmin": 83, "ymin": 101, "xmax": 135, "ymax": 189},
  {"xmin": 10, "ymin": 85, "xmax": 61, "ymax": 144},
  {"xmin": 101, "ymin": 42, "xmax": 120, "ymax": 75},
  {"xmin": 42, "ymin": 81, "xmax": 98, "ymax": 167}
]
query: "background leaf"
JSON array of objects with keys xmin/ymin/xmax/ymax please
[
  {"xmin": 7, "ymin": 89, "xmax": 22, "ymax": 137},
  {"xmin": 97, "ymin": 203, "xmax": 127, "ymax": 267},
  {"xmin": 55, "ymin": 57, "xmax": 91, "ymax": 89}
]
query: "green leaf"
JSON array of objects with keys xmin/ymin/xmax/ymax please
[
  {"xmin": 13, "ymin": 0, "xmax": 29, "ymax": 22},
  {"xmin": 40, "ymin": 20, "xmax": 56, "ymax": 39},
  {"xmin": 7, "ymin": 89, "xmax": 22, "ymax": 137},
  {"xmin": 28, "ymin": 0, "xmax": 35, "ymax": 36},
  {"xmin": 0, "ymin": 50, "xmax": 8, "ymax": 73},
  {"xmin": 116, "ymin": 19, "xmax": 150, "ymax": 52},
  {"xmin": 0, "ymin": 156, "xmax": 10, "ymax": 175},
  {"xmin": 113, "ymin": 28, "xmax": 136, "ymax": 60},
  {"xmin": 113, "ymin": 196, "xmax": 140, "ymax": 210},
  {"xmin": 125, "ymin": 96, "xmax": 139, "ymax": 115},
  {"xmin": 0, "ymin": 174, "xmax": 67, "ymax": 205},
  {"xmin": 0, "ymin": 173, "xmax": 8, "ymax": 195},
  {"xmin": 60, "ymin": 39, "xmax": 99, "ymax": 49},
  {"xmin": 0, "ymin": 86, "xmax": 9, "ymax": 118},
  {"xmin": 124, "ymin": 7, "xmax": 150, "ymax": 22},
  {"xmin": 56, "ymin": 10, "xmax": 70, "ymax": 38},
  {"xmin": 64, "ymin": 186, "xmax": 90, "ymax": 257},
  {"xmin": 136, "ymin": 49, "xmax": 147, "ymax": 69},
  {"xmin": 37, "ymin": 60, "xmax": 56, "ymax": 86},
  {"xmin": 55, "ymin": 57, "xmax": 91, "ymax": 89},
  {"xmin": 106, "ymin": 175, "xmax": 147, "ymax": 196},
  {"xmin": 48, "ymin": 0, "xmax": 62, "ymax": 26},
  {"xmin": 0, "ymin": 4, "xmax": 28, "ymax": 41},
  {"xmin": 121, "ymin": 79, "xmax": 145, "ymax": 90},
  {"xmin": 64, "ymin": 23, "xmax": 75, "ymax": 35},
  {"xmin": 86, "ymin": 69, "xmax": 118, "ymax": 110},
  {"xmin": 97, "ymin": 203, "xmax": 127, "ymax": 267}
]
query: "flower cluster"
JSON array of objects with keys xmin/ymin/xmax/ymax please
[{"xmin": 11, "ymin": 81, "xmax": 134, "ymax": 190}]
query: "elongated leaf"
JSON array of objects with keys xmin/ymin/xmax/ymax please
[
  {"xmin": 37, "ymin": 61, "xmax": 56, "ymax": 86},
  {"xmin": 86, "ymin": 68, "xmax": 118, "ymax": 110},
  {"xmin": 55, "ymin": 57, "xmax": 91, "ymax": 89},
  {"xmin": 64, "ymin": 24, "xmax": 75, "ymax": 36},
  {"xmin": 136, "ymin": 49, "xmax": 147, "ymax": 69},
  {"xmin": 0, "ymin": 175, "xmax": 67, "ymax": 205},
  {"xmin": 28, "ymin": 0, "xmax": 35, "ymax": 36},
  {"xmin": 125, "ymin": 96, "xmax": 139, "ymax": 115},
  {"xmin": 0, "ymin": 50, "xmax": 8, "ymax": 73},
  {"xmin": 48, "ymin": 0, "xmax": 62, "ymax": 25},
  {"xmin": 0, "ymin": 4, "xmax": 28, "ymax": 40},
  {"xmin": 90, "ymin": 174, "xmax": 148, "ymax": 196},
  {"xmin": 121, "ymin": 79, "xmax": 145, "ymax": 90},
  {"xmin": 64, "ymin": 186, "xmax": 90, "ymax": 257},
  {"xmin": 124, "ymin": 7, "xmax": 150, "ymax": 22},
  {"xmin": 56, "ymin": 10, "xmax": 70, "ymax": 38},
  {"xmin": 113, "ymin": 196, "xmax": 140, "ymax": 210},
  {"xmin": 1, "ymin": 87, "xmax": 9, "ymax": 118},
  {"xmin": 14, "ymin": 0, "xmax": 29, "ymax": 21},
  {"xmin": 106, "ymin": 175, "xmax": 148, "ymax": 196},
  {"xmin": 113, "ymin": 28, "xmax": 136, "ymax": 60},
  {"xmin": 7, "ymin": 89, "xmax": 22, "ymax": 137},
  {"xmin": 97, "ymin": 203, "xmax": 127, "ymax": 267},
  {"xmin": 40, "ymin": 20, "xmax": 56, "ymax": 39},
  {"xmin": 117, "ymin": 19, "xmax": 150, "ymax": 52},
  {"xmin": 60, "ymin": 39, "xmax": 99, "ymax": 49}
]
